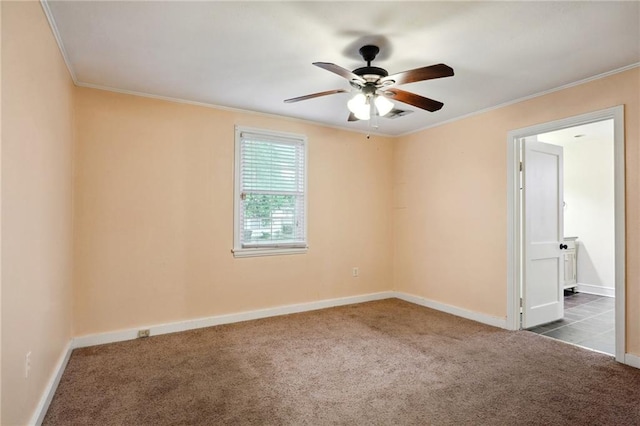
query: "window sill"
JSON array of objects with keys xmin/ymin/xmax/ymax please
[{"xmin": 232, "ymin": 247, "xmax": 308, "ymax": 258}]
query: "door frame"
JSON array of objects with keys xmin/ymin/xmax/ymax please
[{"xmin": 506, "ymin": 105, "xmax": 625, "ymax": 363}]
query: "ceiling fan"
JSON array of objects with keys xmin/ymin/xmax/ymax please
[{"xmin": 284, "ymin": 45, "xmax": 454, "ymax": 122}]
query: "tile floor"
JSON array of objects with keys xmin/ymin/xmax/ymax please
[{"xmin": 527, "ymin": 291, "xmax": 615, "ymax": 355}]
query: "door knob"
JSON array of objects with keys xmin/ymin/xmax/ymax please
[{"xmin": 559, "ymin": 243, "xmax": 568, "ymax": 250}]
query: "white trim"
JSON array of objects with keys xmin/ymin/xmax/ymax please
[
  {"xmin": 399, "ymin": 62, "xmax": 639, "ymax": 137},
  {"xmin": 72, "ymin": 290, "xmax": 510, "ymax": 349},
  {"xmin": 72, "ymin": 292, "xmax": 394, "ymax": 348},
  {"xmin": 575, "ymin": 283, "xmax": 615, "ymax": 298},
  {"xmin": 232, "ymin": 247, "xmax": 308, "ymax": 258},
  {"xmin": 76, "ymin": 82, "xmax": 389, "ymax": 138},
  {"xmin": 506, "ymin": 106, "xmax": 626, "ymax": 363},
  {"xmin": 393, "ymin": 291, "xmax": 508, "ymax": 329},
  {"xmin": 506, "ymin": 134, "xmax": 520, "ymax": 331},
  {"xmin": 40, "ymin": 1, "xmax": 78, "ymax": 83},
  {"xmin": 29, "ymin": 341, "xmax": 73, "ymax": 426},
  {"xmin": 625, "ymin": 353, "xmax": 640, "ymax": 369},
  {"xmin": 75, "ymin": 64, "xmax": 640, "ymax": 140},
  {"xmin": 612, "ymin": 106, "xmax": 626, "ymax": 364}
]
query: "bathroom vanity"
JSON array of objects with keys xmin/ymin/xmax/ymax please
[{"xmin": 563, "ymin": 237, "xmax": 578, "ymax": 291}]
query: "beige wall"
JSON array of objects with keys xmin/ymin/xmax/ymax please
[
  {"xmin": 1, "ymin": 2, "xmax": 75, "ymax": 425},
  {"xmin": 73, "ymin": 88, "xmax": 394, "ymax": 336},
  {"xmin": 72, "ymin": 68, "xmax": 640, "ymax": 355},
  {"xmin": 393, "ymin": 68, "xmax": 639, "ymax": 354}
]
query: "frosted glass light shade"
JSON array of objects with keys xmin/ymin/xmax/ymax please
[
  {"xmin": 347, "ymin": 93, "xmax": 370, "ymax": 120},
  {"xmin": 354, "ymin": 107, "xmax": 370, "ymax": 120},
  {"xmin": 374, "ymin": 95, "xmax": 394, "ymax": 116}
]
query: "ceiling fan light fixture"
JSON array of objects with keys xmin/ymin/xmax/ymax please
[
  {"xmin": 374, "ymin": 95, "xmax": 394, "ymax": 116},
  {"xmin": 348, "ymin": 93, "xmax": 371, "ymax": 120},
  {"xmin": 286, "ymin": 45, "xmax": 454, "ymax": 123}
]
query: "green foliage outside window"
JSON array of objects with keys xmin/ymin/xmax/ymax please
[{"xmin": 244, "ymin": 194, "xmax": 296, "ymax": 240}]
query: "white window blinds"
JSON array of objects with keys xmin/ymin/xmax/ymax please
[{"xmin": 235, "ymin": 128, "xmax": 307, "ymax": 252}]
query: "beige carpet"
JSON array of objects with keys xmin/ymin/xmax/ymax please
[{"xmin": 44, "ymin": 299, "xmax": 640, "ymax": 425}]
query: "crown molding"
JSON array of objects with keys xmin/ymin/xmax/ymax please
[
  {"xmin": 399, "ymin": 62, "xmax": 640, "ymax": 137},
  {"xmin": 40, "ymin": 0, "xmax": 78, "ymax": 84}
]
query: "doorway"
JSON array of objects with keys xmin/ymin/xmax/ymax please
[
  {"xmin": 506, "ymin": 106, "xmax": 626, "ymax": 363},
  {"xmin": 528, "ymin": 120, "xmax": 615, "ymax": 354}
]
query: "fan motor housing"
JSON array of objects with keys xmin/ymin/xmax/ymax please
[
  {"xmin": 353, "ymin": 45, "xmax": 388, "ymax": 81},
  {"xmin": 353, "ymin": 66, "xmax": 388, "ymax": 79}
]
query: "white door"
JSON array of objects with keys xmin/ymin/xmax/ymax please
[{"xmin": 522, "ymin": 140, "xmax": 564, "ymax": 328}]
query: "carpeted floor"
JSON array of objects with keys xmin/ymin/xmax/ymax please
[{"xmin": 44, "ymin": 299, "xmax": 640, "ymax": 425}]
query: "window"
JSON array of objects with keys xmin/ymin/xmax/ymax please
[{"xmin": 233, "ymin": 126, "xmax": 307, "ymax": 257}]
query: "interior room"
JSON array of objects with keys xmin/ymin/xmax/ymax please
[
  {"xmin": 2, "ymin": 1, "xmax": 639, "ymax": 425},
  {"xmin": 527, "ymin": 120, "xmax": 616, "ymax": 354}
]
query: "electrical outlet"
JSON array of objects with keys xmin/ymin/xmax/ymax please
[
  {"xmin": 352, "ymin": 267, "xmax": 359, "ymax": 277},
  {"xmin": 137, "ymin": 329, "xmax": 150, "ymax": 338},
  {"xmin": 25, "ymin": 351, "xmax": 31, "ymax": 379}
]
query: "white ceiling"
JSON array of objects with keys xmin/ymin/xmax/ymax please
[
  {"xmin": 45, "ymin": 1, "xmax": 640, "ymax": 136},
  {"xmin": 539, "ymin": 119, "xmax": 614, "ymax": 146}
]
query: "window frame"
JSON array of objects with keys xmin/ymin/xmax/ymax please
[{"xmin": 233, "ymin": 125, "xmax": 308, "ymax": 258}]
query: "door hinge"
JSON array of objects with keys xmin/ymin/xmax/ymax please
[
  {"xmin": 519, "ymin": 161, "xmax": 523, "ymax": 172},
  {"xmin": 519, "ymin": 297, "xmax": 523, "ymax": 307}
]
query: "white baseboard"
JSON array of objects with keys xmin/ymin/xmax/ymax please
[
  {"xmin": 72, "ymin": 290, "xmax": 511, "ymax": 349},
  {"xmin": 72, "ymin": 291, "xmax": 395, "ymax": 348},
  {"xmin": 576, "ymin": 283, "xmax": 615, "ymax": 297},
  {"xmin": 625, "ymin": 353, "xmax": 640, "ymax": 369},
  {"xmin": 392, "ymin": 291, "xmax": 508, "ymax": 329},
  {"xmin": 29, "ymin": 341, "xmax": 73, "ymax": 426}
]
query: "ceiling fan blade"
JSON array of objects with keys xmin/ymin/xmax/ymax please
[
  {"xmin": 347, "ymin": 112, "xmax": 359, "ymax": 122},
  {"xmin": 313, "ymin": 62, "xmax": 365, "ymax": 84},
  {"xmin": 284, "ymin": 89, "xmax": 348, "ymax": 103},
  {"xmin": 383, "ymin": 88, "xmax": 444, "ymax": 112},
  {"xmin": 380, "ymin": 63, "xmax": 454, "ymax": 86}
]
